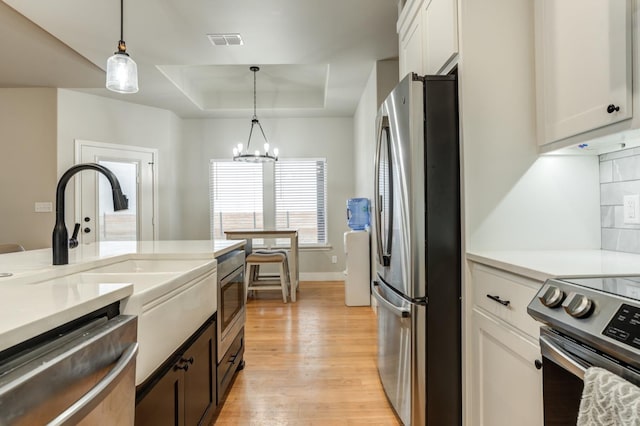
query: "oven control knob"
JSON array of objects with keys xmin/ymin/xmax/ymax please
[
  {"xmin": 562, "ymin": 292, "xmax": 593, "ymax": 318},
  {"xmin": 538, "ymin": 284, "xmax": 565, "ymax": 308}
]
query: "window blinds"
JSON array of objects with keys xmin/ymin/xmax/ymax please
[
  {"xmin": 275, "ymin": 159, "xmax": 327, "ymax": 245},
  {"xmin": 209, "ymin": 161, "xmax": 263, "ymax": 239}
]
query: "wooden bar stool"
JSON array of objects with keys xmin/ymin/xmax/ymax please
[{"xmin": 244, "ymin": 250, "xmax": 290, "ymax": 303}]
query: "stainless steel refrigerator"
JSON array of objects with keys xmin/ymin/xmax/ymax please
[{"xmin": 372, "ymin": 72, "xmax": 461, "ymax": 425}]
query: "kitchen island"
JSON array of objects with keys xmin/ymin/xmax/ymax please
[
  {"xmin": 0, "ymin": 239, "xmax": 245, "ymax": 425},
  {"xmin": 0, "ymin": 240, "xmax": 243, "ymax": 358}
]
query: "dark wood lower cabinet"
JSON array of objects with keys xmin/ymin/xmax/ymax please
[
  {"xmin": 217, "ymin": 328, "xmax": 244, "ymax": 403},
  {"xmin": 135, "ymin": 315, "xmax": 217, "ymax": 426}
]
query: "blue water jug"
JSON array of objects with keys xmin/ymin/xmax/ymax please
[{"xmin": 347, "ymin": 198, "xmax": 370, "ymax": 230}]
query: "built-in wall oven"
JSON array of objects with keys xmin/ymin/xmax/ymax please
[
  {"xmin": 216, "ymin": 249, "xmax": 246, "ymax": 399},
  {"xmin": 528, "ymin": 276, "xmax": 640, "ymax": 424}
]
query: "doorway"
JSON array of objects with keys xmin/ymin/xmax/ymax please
[{"xmin": 75, "ymin": 140, "xmax": 158, "ymax": 243}]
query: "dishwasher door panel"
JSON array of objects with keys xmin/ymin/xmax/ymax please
[{"xmin": 0, "ymin": 315, "xmax": 138, "ymax": 426}]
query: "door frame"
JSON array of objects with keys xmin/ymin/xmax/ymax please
[{"xmin": 74, "ymin": 139, "xmax": 159, "ymax": 241}]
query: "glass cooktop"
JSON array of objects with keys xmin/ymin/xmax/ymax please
[{"xmin": 560, "ymin": 276, "xmax": 640, "ymax": 302}]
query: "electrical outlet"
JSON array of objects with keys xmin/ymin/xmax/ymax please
[
  {"xmin": 623, "ymin": 194, "xmax": 640, "ymax": 224},
  {"xmin": 331, "ymin": 255, "xmax": 337, "ymax": 264},
  {"xmin": 34, "ymin": 202, "xmax": 53, "ymax": 213}
]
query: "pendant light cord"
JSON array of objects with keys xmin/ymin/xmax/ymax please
[
  {"xmin": 252, "ymin": 68, "xmax": 257, "ymax": 119},
  {"xmin": 120, "ymin": 0, "xmax": 124, "ymax": 41}
]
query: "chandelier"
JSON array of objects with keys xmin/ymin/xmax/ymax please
[{"xmin": 233, "ymin": 66, "xmax": 278, "ymax": 162}]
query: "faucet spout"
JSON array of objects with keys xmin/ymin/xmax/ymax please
[{"xmin": 52, "ymin": 163, "xmax": 129, "ymax": 265}]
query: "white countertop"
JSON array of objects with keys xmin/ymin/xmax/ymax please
[
  {"xmin": 0, "ymin": 240, "xmax": 244, "ymax": 354},
  {"xmin": 467, "ymin": 249, "xmax": 640, "ymax": 282}
]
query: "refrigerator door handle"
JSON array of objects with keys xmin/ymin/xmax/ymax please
[
  {"xmin": 374, "ymin": 117, "xmax": 393, "ymax": 267},
  {"xmin": 372, "ymin": 281, "xmax": 410, "ymax": 318}
]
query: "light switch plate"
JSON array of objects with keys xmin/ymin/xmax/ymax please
[
  {"xmin": 34, "ymin": 202, "xmax": 53, "ymax": 213},
  {"xmin": 623, "ymin": 194, "xmax": 640, "ymax": 224}
]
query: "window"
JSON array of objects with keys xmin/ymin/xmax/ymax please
[
  {"xmin": 275, "ymin": 160, "xmax": 327, "ymax": 245},
  {"xmin": 209, "ymin": 158, "xmax": 328, "ymax": 246},
  {"xmin": 210, "ymin": 161, "xmax": 263, "ymax": 240}
]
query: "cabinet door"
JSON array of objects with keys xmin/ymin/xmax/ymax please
[
  {"xmin": 135, "ymin": 364, "xmax": 184, "ymax": 426},
  {"xmin": 399, "ymin": 5, "xmax": 425, "ymax": 80},
  {"xmin": 470, "ymin": 309, "xmax": 543, "ymax": 426},
  {"xmin": 184, "ymin": 320, "xmax": 216, "ymax": 426},
  {"xmin": 536, "ymin": 0, "xmax": 632, "ymax": 145},
  {"xmin": 424, "ymin": 0, "xmax": 458, "ymax": 74}
]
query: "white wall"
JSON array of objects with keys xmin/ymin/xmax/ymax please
[
  {"xmin": 354, "ymin": 59, "xmax": 399, "ymax": 284},
  {"xmin": 459, "ymin": 0, "xmax": 601, "ymax": 252},
  {"xmin": 354, "ymin": 59, "xmax": 399, "ymax": 200},
  {"xmin": 56, "ymin": 90, "xmax": 183, "ymax": 239},
  {"xmin": 0, "ymin": 88, "xmax": 57, "ymax": 249},
  {"xmin": 180, "ymin": 117, "xmax": 355, "ymax": 277}
]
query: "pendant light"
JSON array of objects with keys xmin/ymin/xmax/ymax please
[
  {"xmin": 106, "ymin": 0, "xmax": 139, "ymax": 94},
  {"xmin": 233, "ymin": 66, "xmax": 278, "ymax": 162}
]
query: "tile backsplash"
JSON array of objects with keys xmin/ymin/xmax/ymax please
[{"xmin": 600, "ymin": 146, "xmax": 640, "ymax": 254}]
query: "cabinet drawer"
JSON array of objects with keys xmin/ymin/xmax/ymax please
[{"xmin": 471, "ymin": 263, "xmax": 542, "ymax": 338}]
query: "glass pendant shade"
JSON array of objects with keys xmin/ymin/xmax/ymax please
[{"xmin": 106, "ymin": 51, "xmax": 139, "ymax": 93}]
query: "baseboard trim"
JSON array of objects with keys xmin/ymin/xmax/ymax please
[{"xmin": 299, "ymin": 272, "xmax": 345, "ymax": 282}]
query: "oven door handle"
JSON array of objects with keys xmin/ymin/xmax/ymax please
[{"xmin": 540, "ymin": 335, "xmax": 589, "ymax": 380}]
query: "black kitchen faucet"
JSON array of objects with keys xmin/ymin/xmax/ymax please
[{"xmin": 52, "ymin": 163, "xmax": 128, "ymax": 265}]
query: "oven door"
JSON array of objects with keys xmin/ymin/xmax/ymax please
[
  {"xmin": 217, "ymin": 265, "xmax": 245, "ymax": 363},
  {"xmin": 539, "ymin": 327, "xmax": 640, "ymax": 425}
]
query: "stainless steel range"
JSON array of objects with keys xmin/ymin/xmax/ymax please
[{"xmin": 528, "ymin": 276, "xmax": 640, "ymax": 424}]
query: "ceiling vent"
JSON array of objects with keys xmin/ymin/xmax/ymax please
[{"xmin": 207, "ymin": 33, "xmax": 244, "ymax": 46}]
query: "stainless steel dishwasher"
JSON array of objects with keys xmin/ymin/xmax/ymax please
[{"xmin": 0, "ymin": 313, "xmax": 138, "ymax": 425}]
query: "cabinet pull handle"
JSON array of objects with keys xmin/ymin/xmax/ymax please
[
  {"xmin": 181, "ymin": 356, "xmax": 194, "ymax": 365},
  {"xmin": 174, "ymin": 363, "xmax": 189, "ymax": 372},
  {"xmin": 486, "ymin": 294, "xmax": 510, "ymax": 307},
  {"xmin": 534, "ymin": 359, "xmax": 543, "ymax": 370},
  {"xmin": 607, "ymin": 104, "xmax": 620, "ymax": 114}
]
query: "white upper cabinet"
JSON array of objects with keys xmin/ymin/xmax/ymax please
[
  {"xmin": 424, "ymin": 0, "xmax": 458, "ymax": 74},
  {"xmin": 399, "ymin": 2, "xmax": 425, "ymax": 79},
  {"xmin": 397, "ymin": 0, "xmax": 459, "ymax": 79},
  {"xmin": 535, "ymin": 0, "xmax": 632, "ymax": 147}
]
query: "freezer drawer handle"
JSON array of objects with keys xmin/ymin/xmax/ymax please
[
  {"xmin": 486, "ymin": 294, "xmax": 510, "ymax": 307},
  {"xmin": 372, "ymin": 281, "xmax": 410, "ymax": 318},
  {"xmin": 48, "ymin": 342, "xmax": 138, "ymax": 426}
]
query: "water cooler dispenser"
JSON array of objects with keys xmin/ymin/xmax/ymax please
[{"xmin": 343, "ymin": 198, "xmax": 370, "ymax": 306}]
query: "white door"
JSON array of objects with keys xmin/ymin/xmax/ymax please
[{"xmin": 76, "ymin": 140, "xmax": 157, "ymax": 243}]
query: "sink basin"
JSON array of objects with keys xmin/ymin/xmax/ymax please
[
  {"xmin": 75, "ymin": 257, "xmax": 219, "ymax": 385},
  {"xmin": 86, "ymin": 259, "xmax": 210, "ymax": 274}
]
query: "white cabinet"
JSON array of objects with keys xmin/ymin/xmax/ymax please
[
  {"xmin": 535, "ymin": 0, "xmax": 632, "ymax": 148},
  {"xmin": 398, "ymin": 0, "xmax": 425, "ymax": 79},
  {"xmin": 470, "ymin": 309, "xmax": 544, "ymax": 426},
  {"xmin": 423, "ymin": 0, "xmax": 458, "ymax": 74},
  {"xmin": 466, "ymin": 262, "xmax": 544, "ymax": 426},
  {"xmin": 397, "ymin": 0, "xmax": 458, "ymax": 79}
]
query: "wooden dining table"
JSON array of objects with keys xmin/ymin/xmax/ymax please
[{"xmin": 224, "ymin": 229, "xmax": 299, "ymax": 301}]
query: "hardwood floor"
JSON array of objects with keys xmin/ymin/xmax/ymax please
[{"xmin": 213, "ymin": 281, "xmax": 400, "ymax": 425}]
